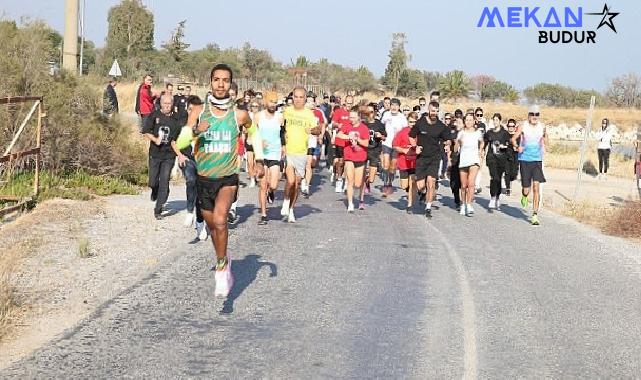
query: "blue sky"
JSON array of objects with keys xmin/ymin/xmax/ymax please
[{"xmin": 2, "ymin": 0, "xmax": 639, "ymax": 91}]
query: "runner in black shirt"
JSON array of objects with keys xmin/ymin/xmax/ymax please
[
  {"xmin": 362, "ymin": 103, "xmax": 386, "ymax": 197},
  {"xmin": 448, "ymin": 116, "xmax": 463, "ymax": 210},
  {"xmin": 474, "ymin": 107, "xmax": 487, "ymax": 194},
  {"xmin": 505, "ymin": 119, "xmax": 520, "ymax": 196},
  {"xmin": 409, "ymin": 101, "xmax": 451, "ymax": 218},
  {"xmin": 484, "ymin": 113, "xmax": 511, "ymax": 210},
  {"xmin": 142, "ymin": 94, "xmax": 181, "ymax": 219}
]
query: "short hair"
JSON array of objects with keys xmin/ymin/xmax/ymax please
[
  {"xmin": 444, "ymin": 112, "xmax": 452, "ymax": 117},
  {"xmin": 475, "ymin": 107, "xmax": 483, "ymax": 113},
  {"xmin": 350, "ymin": 106, "xmax": 360, "ymax": 113},
  {"xmin": 244, "ymin": 89, "xmax": 255, "ymax": 97},
  {"xmin": 408, "ymin": 111, "xmax": 419, "ymax": 120},
  {"xmin": 429, "ymin": 101, "xmax": 439, "ymax": 108},
  {"xmin": 187, "ymin": 95, "xmax": 203, "ymax": 106},
  {"xmin": 492, "ymin": 113, "xmax": 502, "ymax": 121},
  {"xmin": 292, "ymin": 86, "xmax": 307, "ymax": 97},
  {"xmin": 383, "ymin": 96, "xmax": 391, "ymax": 101},
  {"xmin": 210, "ymin": 63, "xmax": 234, "ymax": 82},
  {"xmin": 109, "ymin": 77, "xmax": 117, "ymax": 83},
  {"xmin": 143, "ymin": 74, "xmax": 153, "ymax": 79},
  {"xmin": 412, "ymin": 105, "xmax": 421, "ymax": 111},
  {"xmin": 507, "ymin": 118, "xmax": 517, "ymax": 126},
  {"xmin": 418, "ymin": 97, "xmax": 426, "ymax": 102},
  {"xmin": 185, "ymin": 85, "xmax": 191, "ymax": 90},
  {"xmin": 430, "ymin": 91, "xmax": 440, "ymax": 97},
  {"xmin": 166, "ymin": 82, "xmax": 173, "ymax": 89}
]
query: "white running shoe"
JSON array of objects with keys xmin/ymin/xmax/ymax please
[
  {"xmin": 488, "ymin": 198, "xmax": 496, "ymax": 209},
  {"xmin": 288, "ymin": 209, "xmax": 296, "ymax": 223},
  {"xmin": 184, "ymin": 212, "xmax": 195, "ymax": 227},
  {"xmin": 459, "ymin": 204, "xmax": 467, "ymax": 216},
  {"xmin": 467, "ymin": 204, "xmax": 475, "ymax": 215},
  {"xmin": 335, "ymin": 179, "xmax": 343, "ymax": 193},
  {"xmin": 347, "ymin": 202, "xmax": 355, "ymax": 213},
  {"xmin": 196, "ymin": 221, "xmax": 208, "ymax": 241},
  {"xmin": 214, "ymin": 256, "xmax": 233, "ymax": 298},
  {"xmin": 280, "ymin": 200, "xmax": 290, "ymax": 217}
]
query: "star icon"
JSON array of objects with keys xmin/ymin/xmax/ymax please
[{"xmin": 586, "ymin": 3, "xmax": 620, "ymax": 33}]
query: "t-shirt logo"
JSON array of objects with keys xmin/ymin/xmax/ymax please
[
  {"xmin": 202, "ymin": 130, "xmax": 233, "ymax": 154},
  {"xmin": 158, "ymin": 126, "xmax": 171, "ymax": 145}
]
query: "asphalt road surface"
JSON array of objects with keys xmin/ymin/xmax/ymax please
[{"xmin": 3, "ymin": 171, "xmax": 641, "ymax": 379}]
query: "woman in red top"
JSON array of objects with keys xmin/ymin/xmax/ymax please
[
  {"xmin": 336, "ymin": 106, "xmax": 369, "ymax": 212},
  {"xmin": 393, "ymin": 112, "xmax": 418, "ymax": 214}
]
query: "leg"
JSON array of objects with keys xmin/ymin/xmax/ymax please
[
  {"xmin": 604, "ymin": 149, "xmax": 610, "ymax": 174},
  {"xmin": 426, "ymin": 176, "xmax": 437, "ymax": 204},
  {"xmin": 408, "ymin": 174, "xmax": 415, "ymax": 208},
  {"xmin": 488, "ymin": 161, "xmax": 501, "ymax": 198},
  {"xmin": 467, "ymin": 166, "xmax": 480, "ymax": 204},
  {"xmin": 381, "ymin": 153, "xmax": 390, "ymax": 185},
  {"xmin": 459, "ymin": 169, "xmax": 469, "ymax": 205},
  {"xmin": 388, "ymin": 157, "xmax": 397, "ymax": 187},
  {"xmin": 202, "ymin": 185, "xmax": 238, "ymax": 259},
  {"xmin": 532, "ymin": 181, "xmax": 541, "ymax": 213},
  {"xmin": 344, "ymin": 161, "xmax": 355, "ymax": 207},
  {"xmin": 148, "ymin": 156, "xmax": 160, "ymax": 200},
  {"xmin": 247, "ymin": 151, "xmax": 255, "ymax": 181},
  {"xmin": 183, "ymin": 160, "xmax": 197, "ymax": 213},
  {"xmin": 259, "ymin": 168, "xmax": 268, "ymax": 216},
  {"xmin": 304, "ymin": 154, "xmax": 313, "ymax": 189},
  {"xmin": 154, "ymin": 158, "xmax": 174, "ymax": 215},
  {"xmin": 354, "ymin": 164, "xmax": 365, "ymax": 206}
]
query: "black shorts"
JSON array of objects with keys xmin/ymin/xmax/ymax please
[
  {"xmin": 399, "ymin": 168, "xmax": 416, "ymax": 179},
  {"xmin": 246, "ymin": 144, "xmax": 254, "ymax": 153},
  {"xmin": 415, "ymin": 158, "xmax": 440, "ymax": 181},
  {"xmin": 520, "ymin": 161, "xmax": 546, "ymax": 188},
  {"xmin": 367, "ymin": 150, "xmax": 381, "ymax": 168},
  {"xmin": 334, "ymin": 146, "xmax": 344, "ymax": 159},
  {"xmin": 264, "ymin": 159, "xmax": 280, "ymax": 168},
  {"xmin": 307, "ymin": 148, "xmax": 315, "ymax": 156},
  {"xmin": 345, "ymin": 160, "xmax": 366, "ymax": 168},
  {"xmin": 196, "ymin": 174, "xmax": 239, "ymax": 211}
]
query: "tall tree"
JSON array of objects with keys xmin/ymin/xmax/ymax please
[
  {"xmin": 161, "ymin": 20, "xmax": 190, "ymax": 63},
  {"xmin": 438, "ymin": 70, "xmax": 470, "ymax": 101},
  {"xmin": 106, "ymin": 0, "xmax": 154, "ymax": 58},
  {"xmin": 382, "ymin": 33, "xmax": 408, "ymax": 95}
]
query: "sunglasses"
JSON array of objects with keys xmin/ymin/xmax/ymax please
[
  {"xmin": 445, "ymin": 117, "xmax": 451, "ymax": 120},
  {"xmin": 419, "ymin": 103, "xmax": 426, "ymax": 106},
  {"xmin": 528, "ymin": 112, "xmax": 540, "ymax": 117},
  {"xmin": 475, "ymin": 113, "xmax": 483, "ymax": 117},
  {"xmin": 251, "ymin": 105, "xmax": 259, "ymax": 108},
  {"xmin": 409, "ymin": 120, "xmax": 417, "ymax": 124},
  {"xmin": 507, "ymin": 124, "xmax": 516, "ymax": 128}
]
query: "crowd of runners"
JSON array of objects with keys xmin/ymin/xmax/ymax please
[{"xmin": 138, "ymin": 64, "xmax": 549, "ymax": 296}]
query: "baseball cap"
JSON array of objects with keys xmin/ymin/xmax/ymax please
[{"xmin": 528, "ymin": 105, "xmax": 540, "ymax": 114}]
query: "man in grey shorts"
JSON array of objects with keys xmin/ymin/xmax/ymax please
[{"xmin": 380, "ymin": 98, "xmax": 408, "ymax": 196}]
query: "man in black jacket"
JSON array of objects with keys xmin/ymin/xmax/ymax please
[{"xmin": 103, "ymin": 78, "xmax": 119, "ymax": 116}]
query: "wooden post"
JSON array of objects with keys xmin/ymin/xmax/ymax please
[
  {"xmin": 34, "ymin": 101, "xmax": 42, "ymax": 196},
  {"xmin": 574, "ymin": 96, "xmax": 596, "ymax": 200}
]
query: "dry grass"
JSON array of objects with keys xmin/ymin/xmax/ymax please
[
  {"xmin": 603, "ymin": 200, "xmax": 641, "ymax": 239},
  {"xmin": 545, "ymin": 142, "xmax": 634, "ymax": 179}
]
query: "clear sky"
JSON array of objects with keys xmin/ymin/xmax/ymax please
[{"xmin": 2, "ymin": 0, "xmax": 639, "ymax": 91}]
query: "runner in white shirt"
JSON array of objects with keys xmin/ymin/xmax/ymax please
[
  {"xmin": 596, "ymin": 118, "xmax": 614, "ymax": 180},
  {"xmin": 380, "ymin": 98, "xmax": 408, "ymax": 197}
]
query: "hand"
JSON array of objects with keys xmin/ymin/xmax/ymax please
[
  {"xmin": 518, "ymin": 146, "xmax": 524, "ymax": 153},
  {"xmin": 197, "ymin": 120, "xmax": 210, "ymax": 133},
  {"xmin": 416, "ymin": 146, "xmax": 423, "ymax": 155},
  {"xmin": 374, "ymin": 132, "xmax": 382, "ymax": 139},
  {"xmin": 154, "ymin": 136, "xmax": 162, "ymax": 146},
  {"xmin": 178, "ymin": 154, "xmax": 187, "ymax": 167}
]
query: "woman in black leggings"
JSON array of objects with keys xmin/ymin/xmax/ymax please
[{"xmin": 596, "ymin": 118, "xmax": 613, "ymax": 180}]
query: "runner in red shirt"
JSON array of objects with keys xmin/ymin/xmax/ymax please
[
  {"xmin": 393, "ymin": 112, "xmax": 418, "ymax": 213},
  {"xmin": 336, "ymin": 106, "xmax": 369, "ymax": 212},
  {"xmin": 331, "ymin": 95, "xmax": 354, "ymax": 193}
]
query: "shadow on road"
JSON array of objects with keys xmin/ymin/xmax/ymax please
[{"xmin": 221, "ymin": 254, "xmax": 277, "ymax": 314}]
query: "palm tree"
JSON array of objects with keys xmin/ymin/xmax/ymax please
[{"xmin": 438, "ymin": 70, "xmax": 470, "ymax": 101}]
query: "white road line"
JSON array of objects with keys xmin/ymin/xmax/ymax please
[{"xmin": 426, "ymin": 222, "xmax": 478, "ymax": 380}]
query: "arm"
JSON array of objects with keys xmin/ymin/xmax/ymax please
[
  {"xmin": 134, "ymin": 85, "xmax": 141, "ymax": 115},
  {"xmin": 543, "ymin": 126, "xmax": 549, "ymax": 153},
  {"xmin": 142, "ymin": 114, "xmax": 160, "ymax": 145}
]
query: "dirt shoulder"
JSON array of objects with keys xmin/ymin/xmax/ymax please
[{"xmin": 0, "ymin": 185, "xmax": 198, "ymax": 369}]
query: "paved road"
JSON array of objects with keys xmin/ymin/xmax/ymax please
[{"xmin": 3, "ymin": 170, "xmax": 641, "ymax": 378}]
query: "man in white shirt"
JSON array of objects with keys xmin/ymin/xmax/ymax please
[{"xmin": 380, "ymin": 98, "xmax": 408, "ymax": 196}]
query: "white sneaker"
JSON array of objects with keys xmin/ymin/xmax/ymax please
[
  {"xmin": 301, "ymin": 178, "xmax": 307, "ymax": 189},
  {"xmin": 249, "ymin": 178, "xmax": 256, "ymax": 188},
  {"xmin": 184, "ymin": 212, "xmax": 195, "ymax": 227},
  {"xmin": 280, "ymin": 200, "xmax": 290, "ymax": 217},
  {"xmin": 459, "ymin": 204, "xmax": 467, "ymax": 216},
  {"xmin": 330, "ymin": 172, "xmax": 335, "ymax": 183},
  {"xmin": 495, "ymin": 198, "xmax": 501, "ymax": 210},
  {"xmin": 214, "ymin": 257, "xmax": 233, "ymax": 297},
  {"xmin": 288, "ymin": 209, "xmax": 296, "ymax": 223},
  {"xmin": 347, "ymin": 202, "xmax": 355, "ymax": 213},
  {"xmin": 489, "ymin": 198, "xmax": 496, "ymax": 209},
  {"xmin": 467, "ymin": 204, "xmax": 475, "ymax": 215},
  {"xmin": 196, "ymin": 221, "xmax": 208, "ymax": 241},
  {"xmin": 335, "ymin": 179, "xmax": 343, "ymax": 193}
]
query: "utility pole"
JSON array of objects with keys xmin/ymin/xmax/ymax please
[
  {"xmin": 574, "ymin": 95, "xmax": 596, "ymax": 200},
  {"xmin": 79, "ymin": 0, "xmax": 85, "ymax": 75},
  {"xmin": 62, "ymin": 0, "xmax": 79, "ymax": 73}
]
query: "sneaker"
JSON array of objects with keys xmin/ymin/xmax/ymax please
[
  {"xmin": 154, "ymin": 213, "xmax": 163, "ymax": 220},
  {"xmin": 249, "ymin": 178, "xmax": 256, "ymax": 188},
  {"xmin": 467, "ymin": 204, "xmax": 475, "ymax": 215},
  {"xmin": 475, "ymin": 187, "xmax": 482, "ymax": 195},
  {"xmin": 359, "ymin": 202, "xmax": 365, "ymax": 211},
  {"xmin": 459, "ymin": 204, "xmax": 467, "ymax": 216},
  {"xmin": 365, "ymin": 182, "xmax": 371, "ymax": 194},
  {"xmin": 214, "ymin": 256, "xmax": 233, "ymax": 298},
  {"xmin": 495, "ymin": 198, "xmax": 501, "ymax": 210},
  {"xmin": 301, "ymin": 185, "xmax": 309, "ymax": 198},
  {"xmin": 425, "ymin": 207, "xmax": 432, "ymax": 218},
  {"xmin": 347, "ymin": 203, "xmax": 355, "ymax": 213},
  {"xmin": 196, "ymin": 221, "xmax": 208, "ymax": 241},
  {"xmin": 489, "ymin": 198, "xmax": 496, "ymax": 210},
  {"xmin": 258, "ymin": 215, "xmax": 268, "ymax": 225},
  {"xmin": 520, "ymin": 195, "xmax": 529, "ymax": 209},
  {"xmin": 505, "ymin": 189, "xmax": 511, "ymax": 196},
  {"xmin": 455, "ymin": 203, "xmax": 462, "ymax": 211},
  {"xmin": 335, "ymin": 179, "xmax": 343, "ymax": 193},
  {"xmin": 227, "ymin": 209, "xmax": 238, "ymax": 224},
  {"xmin": 418, "ymin": 190, "xmax": 426, "ymax": 203},
  {"xmin": 531, "ymin": 214, "xmax": 540, "ymax": 226},
  {"xmin": 267, "ymin": 190, "xmax": 275, "ymax": 204},
  {"xmin": 280, "ymin": 201, "xmax": 290, "ymax": 217},
  {"xmin": 184, "ymin": 212, "xmax": 195, "ymax": 227},
  {"xmin": 406, "ymin": 206, "xmax": 412, "ymax": 214},
  {"xmin": 288, "ymin": 209, "xmax": 296, "ymax": 223},
  {"xmin": 381, "ymin": 185, "xmax": 388, "ymax": 198}
]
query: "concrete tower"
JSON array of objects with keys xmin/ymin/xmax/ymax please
[{"xmin": 62, "ymin": 0, "xmax": 79, "ymax": 73}]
